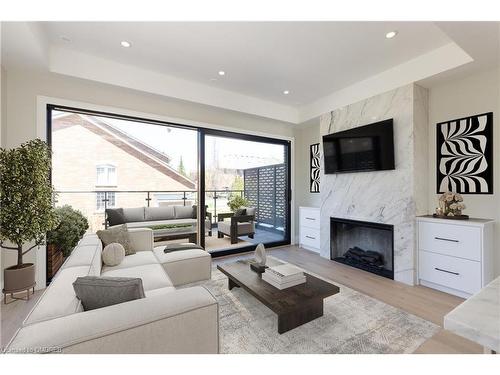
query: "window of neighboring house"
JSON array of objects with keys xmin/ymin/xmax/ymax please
[
  {"xmin": 96, "ymin": 164, "xmax": 117, "ymax": 186},
  {"xmin": 96, "ymin": 191, "xmax": 116, "ymax": 211}
]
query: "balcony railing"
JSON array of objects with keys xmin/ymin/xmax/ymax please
[{"xmin": 53, "ymin": 189, "xmax": 246, "ymax": 232}]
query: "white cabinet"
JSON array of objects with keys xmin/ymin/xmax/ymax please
[
  {"xmin": 299, "ymin": 207, "xmax": 320, "ymax": 253},
  {"xmin": 417, "ymin": 216, "xmax": 495, "ymax": 298}
]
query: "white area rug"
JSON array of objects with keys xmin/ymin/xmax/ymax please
[{"xmin": 200, "ymin": 257, "xmax": 439, "ymax": 354}]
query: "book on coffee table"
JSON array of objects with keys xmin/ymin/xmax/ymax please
[
  {"xmin": 262, "ymin": 263, "xmax": 306, "ymax": 289},
  {"xmin": 266, "ymin": 264, "xmax": 304, "ymax": 280},
  {"xmin": 262, "ymin": 273, "xmax": 306, "ymax": 289}
]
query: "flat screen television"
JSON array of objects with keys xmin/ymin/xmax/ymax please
[{"xmin": 322, "ymin": 119, "xmax": 395, "ymax": 174}]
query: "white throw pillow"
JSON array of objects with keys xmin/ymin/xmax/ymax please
[{"xmin": 102, "ymin": 243, "xmax": 125, "ymax": 267}]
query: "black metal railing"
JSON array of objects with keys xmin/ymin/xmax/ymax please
[{"xmin": 54, "ymin": 189, "xmax": 248, "ymax": 231}]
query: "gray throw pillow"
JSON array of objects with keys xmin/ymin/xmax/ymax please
[
  {"xmin": 73, "ymin": 276, "xmax": 145, "ymax": 311},
  {"xmin": 96, "ymin": 224, "xmax": 135, "ymax": 256},
  {"xmin": 106, "ymin": 208, "xmax": 126, "ymax": 226},
  {"xmin": 175, "ymin": 205, "xmax": 195, "ymax": 219},
  {"xmin": 245, "ymin": 207, "xmax": 256, "ymax": 217},
  {"xmin": 145, "ymin": 206, "xmax": 175, "ymax": 221},
  {"xmin": 234, "ymin": 208, "xmax": 246, "ymax": 217},
  {"xmin": 121, "ymin": 207, "xmax": 145, "ymax": 223}
]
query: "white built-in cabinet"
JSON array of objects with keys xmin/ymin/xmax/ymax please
[
  {"xmin": 417, "ymin": 216, "xmax": 495, "ymax": 298},
  {"xmin": 299, "ymin": 206, "xmax": 320, "ymax": 253}
]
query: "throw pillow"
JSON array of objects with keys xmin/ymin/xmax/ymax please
[
  {"xmin": 96, "ymin": 224, "xmax": 135, "ymax": 256},
  {"xmin": 73, "ymin": 276, "xmax": 145, "ymax": 311},
  {"xmin": 234, "ymin": 208, "xmax": 247, "ymax": 217},
  {"xmin": 106, "ymin": 208, "xmax": 126, "ymax": 226},
  {"xmin": 102, "ymin": 243, "xmax": 125, "ymax": 266}
]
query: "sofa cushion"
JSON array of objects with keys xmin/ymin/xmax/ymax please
[
  {"xmin": 218, "ymin": 221, "xmax": 255, "ymax": 235},
  {"xmin": 145, "ymin": 206, "xmax": 175, "ymax": 221},
  {"xmin": 63, "ymin": 244, "xmax": 101, "ymax": 269},
  {"xmin": 63, "ymin": 234, "xmax": 102, "ymax": 276},
  {"xmin": 153, "ymin": 248, "xmax": 211, "ymax": 286},
  {"xmin": 97, "ymin": 224, "xmax": 134, "ymax": 256},
  {"xmin": 102, "ymin": 251, "xmax": 159, "ymax": 273},
  {"xmin": 24, "ymin": 266, "xmax": 91, "ymax": 325},
  {"xmin": 106, "ymin": 208, "xmax": 126, "ymax": 226},
  {"xmin": 145, "ymin": 286, "xmax": 176, "ymax": 298},
  {"xmin": 102, "ymin": 243, "xmax": 126, "ymax": 267},
  {"xmin": 101, "ymin": 264, "xmax": 172, "ymax": 291},
  {"xmin": 73, "ymin": 276, "xmax": 145, "ymax": 311},
  {"xmin": 122, "ymin": 207, "xmax": 145, "ymax": 223},
  {"xmin": 174, "ymin": 205, "xmax": 194, "ymax": 219}
]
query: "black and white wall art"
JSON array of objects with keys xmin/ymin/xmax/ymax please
[
  {"xmin": 437, "ymin": 112, "xmax": 493, "ymax": 194},
  {"xmin": 310, "ymin": 143, "xmax": 320, "ymax": 193}
]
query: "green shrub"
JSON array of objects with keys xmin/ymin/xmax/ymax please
[
  {"xmin": 47, "ymin": 205, "xmax": 89, "ymax": 257},
  {"xmin": 227, "ymin": 195, "xmax": 250, "ymax": 212}
]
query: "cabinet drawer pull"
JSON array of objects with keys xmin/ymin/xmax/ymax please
[
  {"xmin": 435, "ymin": 267, "xmax": 460, "ymax": 276},
  {"xmin": 305, "ymin": 235, "xmax": 316, "ymax": 240},
  {"xmin": 305, "ymin": 217, "xmax": 316, "ymax": 221},
  {"xmin": 434, "ymin": 237, "xmax": 459, "ymax": 243}
]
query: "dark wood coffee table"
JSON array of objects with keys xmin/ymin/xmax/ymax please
[{"xmin": 217, "ymin": 260, "xmax": 340, "ymax": 334}]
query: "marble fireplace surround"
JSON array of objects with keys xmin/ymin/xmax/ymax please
[{"xmin": 319, "ymin": 84, "xmax": 428, "ymax": 285}]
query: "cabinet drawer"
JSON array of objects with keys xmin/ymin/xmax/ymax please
[
  {"xmin": 300, "ymin": 227, "xmax": 320, "ymax": 249},
  {"xmin": 419, "ymin": 250, "xmax": 481, "ymax": 295},
  {"xmin": 418, "ymin": 222, "xmax": 481, "ymax": 261},
  {"xmin": 300, "ymin": 208, "xmax": 320, "ymax": 229}
]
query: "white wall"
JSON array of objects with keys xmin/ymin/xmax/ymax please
[
  {"xmin": 1, "ymin": 67, "xmax": 296, "ymax": 288},
  {"xmin": 427, "ymin": 67, "xmax": 500, "ymax": 275},
  {"xmin": 293, "ymin": 121, "xmax": 321, "ymax": 240}
]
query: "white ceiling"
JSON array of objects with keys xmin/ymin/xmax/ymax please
[
  {"xmin": 42, "ymin": 22, "xmax": 451, "ymax": 105},
  {"xmin": 2, "ymin": 21, "xmax": 498, "ymax": 123}
]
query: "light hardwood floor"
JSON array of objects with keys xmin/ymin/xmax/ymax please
[
  {"xmin": 214, "ymin": 245, "xmax": 483, "ymax": 354},
  {"xmin": 1, "ymin": 245, "xmax": 483, "ymax": 353}
]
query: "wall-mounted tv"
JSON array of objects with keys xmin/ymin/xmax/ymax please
[{"xmin": 322, "ymin": 119, "xmax": 395, "ymax": 174}]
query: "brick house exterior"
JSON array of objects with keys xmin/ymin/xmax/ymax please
[{"xmin": 52, "ymin": 113, "xmax": 196, "ymax": 232}]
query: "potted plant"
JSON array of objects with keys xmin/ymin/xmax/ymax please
[
  {"xmin": 46, "ymin": 205, "xmax": 88, "ymax": 278},
  {"xmin": 227, "ymin": 195, "xmax": 250, "ymax": 213},
  {"xmin": 0, "ymin": 139, "xmax": 59, "ymax": 301}
]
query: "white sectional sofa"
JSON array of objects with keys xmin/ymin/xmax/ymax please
[{"xmin": 5, "ymin": 228, "xmax": 218, "ymax": 354}]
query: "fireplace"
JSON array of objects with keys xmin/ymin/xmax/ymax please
[{"xmin": 330, "ymin": 217, "xmax": 394, "ymax": 279}]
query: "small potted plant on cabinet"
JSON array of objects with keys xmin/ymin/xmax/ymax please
[
  {"xmin": 46, "ymin": 205, "xmax": 89, "ymax": 279},
  {"xmin": 0, "ymin": 139, "xmax": 59, "ymax": 303}
]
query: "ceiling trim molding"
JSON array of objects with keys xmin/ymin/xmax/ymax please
[
  {"xmin": 298, "ymin": 42, "xmax": 473, "ymax": 122},
  {"xmin": 49, "ymin": 46, "xmax": 299, "ymax": 123},
  {"xmin": 47, "ymin": 41, "xmax": 473, "ymax": 125}
]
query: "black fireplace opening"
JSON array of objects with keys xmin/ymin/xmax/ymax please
[{"xmin": 330, "ymin": 217, "xmax": 394, "ymax": 279}]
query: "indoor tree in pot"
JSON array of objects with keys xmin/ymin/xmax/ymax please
[{"xmin": 0, "ymin": 139, "xmax": 59, "ymax": 301}]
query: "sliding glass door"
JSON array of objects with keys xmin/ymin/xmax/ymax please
[
  {"xmin": 202, "ymin": 130, "xmax": 290, "ymax": 255},
  {"xmin": 48, "ymin": 106, "xmax": 290, "ymax": 265}
]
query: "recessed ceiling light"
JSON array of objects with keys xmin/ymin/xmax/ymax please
[
  {"xmin": 385, "ymin": 31, "xmax": 398, "ymax": 39},
  {"xmin": 218, "ymin": 71, "xmax": 225, "ymax": 76},
  {"xmin": 120, "ymin": 40, "xmax": 131, "ymax": 48},
  {"xmin": 283, "ymin": 90, "xmax": 290, "ymax": 95}
]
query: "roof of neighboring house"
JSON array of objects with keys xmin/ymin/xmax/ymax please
[{"xmin": 52, "ymin": 112, "xmax": 196, "ymax": 189}]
